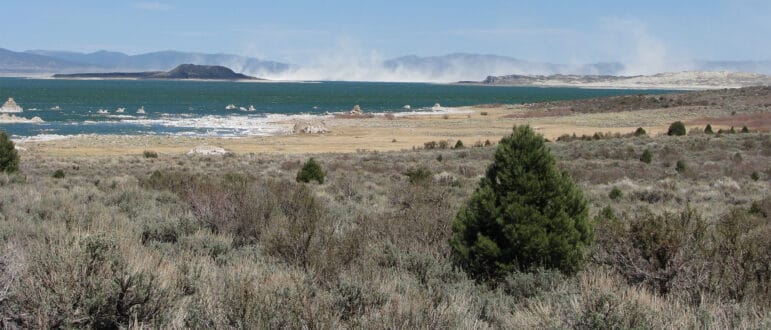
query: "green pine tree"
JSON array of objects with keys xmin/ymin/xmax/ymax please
[
  {"xmin": 0, "ymin": 131, "xmax": 19, "ymax": 173},
  {"xmin": 667, "ymin": 121, "xmax": 686, "ymax": 136},
  {"xmin": 296, "ymin": 158, "xmax": 325, "ymax": 184},
  {"xmin": 450, "ymin": 126, "xmax": 592, "ymax": 281},
  {"xmin": 640, "ymin": 149, "xmax": 653, "ymax": 164}
]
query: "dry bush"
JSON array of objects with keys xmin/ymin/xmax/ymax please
[
  {"xmin": 143, "ymin": 171, "xmax": 361, "ymax": 283},
  {"xmin": 594, "ymin": 206, "xmax": 771, "ymax": 308},
  {"xmin": 2, "ymin": 130, "xmax": 770, "ymax": 327},
  {"xmin": 7, "ymin": 234, "xmax": 170, "ymax": 328}
]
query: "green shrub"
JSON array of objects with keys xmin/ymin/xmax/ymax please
[
  {"xmin": 0, "ymin": 131, "xmax": 19, "ymax": 173},
  {"xmin": 143, "ymin": 150, "xmax": 159, "ymax": 158},
  {"xmin": 741, "ymin": 126, "xmax": 750, "ymax": 133},
  {"xmin": 640, "ymin": 149, "xmax": 653, "ymax": 164},
  {"xmin": 141, "ymin": 222, "xmax": 180, "ymax": 244},
  {"xmin": 608, "ymin": 187, "xmax": 623, "ymax": 200},
  {"xmin": 455, "ymin": 140, "xmax": 464, "ymax": 149},
  {"xmin": 751, "ymin": 171, "xmax": 760, "ymax": 181},
  {"xmin": 675, "ymin": 160, "xmax": 686, "ymax": 173},
  {"xmin": 296, "ymin": 158, "xmax": 325, "ymax": 184},
  {"xmin": 667, "ymin": 121, "xmax": 686, "ymax": 136},
  {"xmin": 52, "ymin": 169, "xmax": 65, "ymax": 179},
  {"xmin": 704, "ymin": 124, "xmax": 714, "ymax": 134},
  {"xmin": 403, "ymin": 166, "xmax": 432, "ymax": 184},
  {"xmin": 450, "ymin": 125, "xmax": 592, "ymax": 281},
  {"xmin": 633, "ymin": 127, "xmax": 647, "ymax": 137},
  {"xmin": 748, "ymin": 198, "xmax": 769, "ymax": 218},
  {"xmin": 436, "ymin": 154, "xmax": 443, "ymax": 162}
]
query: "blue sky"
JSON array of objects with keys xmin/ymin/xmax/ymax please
[{"xmin": 2, "ymin": 0, "xmax": 770, "ymax": 64}]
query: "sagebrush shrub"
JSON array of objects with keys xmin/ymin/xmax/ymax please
[
  {"xmin": 403, "ymin": 166, "xmax": 432, "ymax": 184},
  {"xmin": 675, "ymin": 160, "xmax": 686, "ymax": 173},
  {"xmin": 609, "ymin": 187, "xmax": 623, "ymax": 200},
  {"xmin": 450, "ymin": 125, "xmax": 592, "ymax": 281},
  {"xmin": 296, "ymin": 158, "xmax": 325, "ymax": 184}
]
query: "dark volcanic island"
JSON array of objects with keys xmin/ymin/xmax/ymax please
[{"xmin": 53, "ymin": 64, "xmax": 261, "ymax": 81}]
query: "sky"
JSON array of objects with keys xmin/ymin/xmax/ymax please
[{"xmin": 1, "ymin": 0, "xmax": 770, "ymax": 65}]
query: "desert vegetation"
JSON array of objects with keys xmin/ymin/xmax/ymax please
[{"xmin": 0, "ymin": 126, "xmax": 770, "ymax": 328}]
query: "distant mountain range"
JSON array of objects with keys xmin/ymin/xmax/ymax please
[
  {"xmin": 0, "ymin": 48, "xmax": 288, "ymax": 76},
  {"xmin": 1, "ymin": 47, "xmax": 770, "ymax": 82}
]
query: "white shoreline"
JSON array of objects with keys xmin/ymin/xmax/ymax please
[{"xmin": 8, "ymin": 106, "xmax": 471, "ymax": 140}]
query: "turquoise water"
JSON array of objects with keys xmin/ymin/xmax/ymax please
[{"xmin": 0, "ymin": 78, "xmax": 675, "ymax": 138}]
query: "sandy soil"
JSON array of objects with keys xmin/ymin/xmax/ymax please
[
  {"xmin": 15, "ymin": 87, "xmax": 770, "ymax": 157},
  {"xmin": 5, "ymin": 107, "xmax": 714, "ymax": 157}
]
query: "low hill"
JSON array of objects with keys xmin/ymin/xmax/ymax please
[
  {"xmin": 53, "ymin": 64, "xmax": 260, "ymax": 80},
  {"xmin": 0, "ymin": 48, "xmax": 94, "ymax": 74}
]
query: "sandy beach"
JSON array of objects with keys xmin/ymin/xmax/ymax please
[{"xmin": 16, "ymin": 97, "xmax": 765, "ymax": 157}]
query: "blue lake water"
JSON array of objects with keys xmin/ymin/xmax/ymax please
[{"xmin": 0, "ymin": 78, "xmax": 676, "ymax": 139}]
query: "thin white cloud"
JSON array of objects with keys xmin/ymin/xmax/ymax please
[
  {"xmin": 131, "ymin": 2, "xmax": 174, "ymax": 12},
  {"xmin": 449, "ymin": 27, "xmax": 577, "ymax": 38}
]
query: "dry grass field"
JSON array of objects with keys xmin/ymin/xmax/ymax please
[{"xmin": 1, "ymin": 87, "xmax": 770, "ymax": 328}]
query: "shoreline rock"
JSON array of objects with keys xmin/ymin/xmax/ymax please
[
  {"xmin": 1, "ymin": 97, "xmax": 24, "ymax": 113},
  {"xmin": 292, "ymin": 120, "xmax": 329, "ymax": 134},
  {"xmin": 0, "ymin": 113, "xmax": 43, "ymax": 123},
  {"xmin": 187, "ymin": 145, "xmax": 228, "ymax": 156}
]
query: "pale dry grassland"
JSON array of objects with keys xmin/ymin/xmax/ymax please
[{"xmin": 1, "ymin": 87, "xmax": 769, "ymax": 328}]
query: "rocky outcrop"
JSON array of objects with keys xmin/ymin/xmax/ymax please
[
  {"xmin": 0, "ymin": 98, "xmax": 23, "ymax": 113},
  {"xmin": 0, "ymin": 113, "xmax": 43, "ymax": 123},
  {"xmin": 292, "ymin": 120, "xmax": 329, "ymax": 134},
  {"xmin": 433, "ymin": 171, "xmax": 458, "ymax": 186},
  {"xmin": 187, "ymin": 145, "xmax": 228, "ymax": 156}
]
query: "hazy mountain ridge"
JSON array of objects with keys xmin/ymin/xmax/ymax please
[
  {"xmin": 2, "ymin": 47, "xmax": 771, "ymax": 82},
  {"xmin": 0, "ymin": 48, "xmax": 96, "ymax": 73},
  {"xmin": 3, "ymin": 49, "xmax": 288, "ymax": 76}
]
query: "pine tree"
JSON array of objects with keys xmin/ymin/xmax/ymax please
[
  {"xmin": 0, "ymin": 131, "xmax": 19, "ymax": 173},
  {"xmin": 704, "ymin": 124, "xmax": 714, "ymax": 134},
  {"xmin": 640, "ymin": 149, "xmax": 653, "ymax": 164},
  {"xmin": 450, "ymin": 126, "xmax": 592, "ymax": 281},
  {"xmin": 667, "ymin": 121, "xmax": 686, "ymax": 136},
  {"xmin": 296, "ymin": 158, "xmax": 325, "ymax": 184}
]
